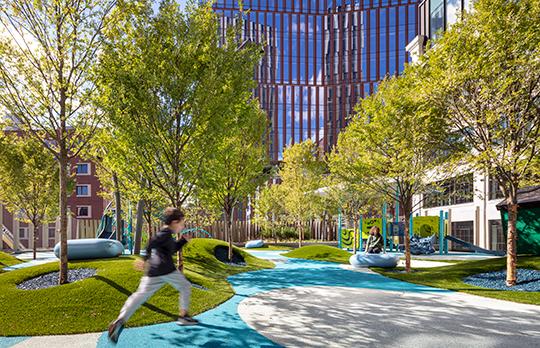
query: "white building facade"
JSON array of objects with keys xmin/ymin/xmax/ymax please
[{"xmin": 407, "ymin": 0, "xmax": 505, "ymax": 252}]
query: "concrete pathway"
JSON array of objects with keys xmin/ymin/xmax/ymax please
[
  {"xmin": 2, "ymin": 252, "xmax": 57, "ymax": 271},
  {"xmin": 239, "ymin": 286, "xmax": 540, "ymax": 348},
  {"xmin": 1, "ymin": 250, "xmax": 538, "ymax": 348}
]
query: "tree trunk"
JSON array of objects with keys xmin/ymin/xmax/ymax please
[
  {"xmin": 227, "ymin": 208, "xmax": 234, "ymax": 262},
  {"xmin": 113, "ymin": 173, "xmax": 122, "ymax": 242},
  {"xmin": 404, "ymin": 214, "xmax": 411, "ymax": 273},
  {"xmin": 298, "ymin": 221, "xmax": 303, "ymax": 248},
  {"xmin": 31, "ymin": 221, "xmax": 37, "ymax": 260},
  {"xmin": 134, "ymin": 200, "xmax": 145, "ymax": 255},
  {"xmin": 506, "ymin": 201, "xmax": 518, "ymax": 286},
  {"xmin": 58, "ymin": 152, "xmax": 69, "ymax": 284},
  {"xmin": 353, "ymin": 218, "xmax": 358, "ymax": 254}
]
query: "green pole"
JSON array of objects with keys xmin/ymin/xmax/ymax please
[{"xmin": 382, "ymin": 202, "xmax": 387, "ymax": 252}]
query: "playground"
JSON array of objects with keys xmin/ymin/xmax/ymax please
[{"xmin": 0, "ymin": 248, "xmax": 539, "ymax": 348}]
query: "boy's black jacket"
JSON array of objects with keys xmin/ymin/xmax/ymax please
[{"xmin": 143, "ymin": 227, "xmax": 187, "ymax": 277}]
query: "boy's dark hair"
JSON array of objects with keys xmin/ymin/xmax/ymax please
[{"xmin": 162, "ymin": 207, "xmax": 185, "ymax": 225}]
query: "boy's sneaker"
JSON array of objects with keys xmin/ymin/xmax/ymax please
[
  {"xmin": 177, "ymin": 315, "xmax": 199, "ymax": 326},
  {"xmin": 108, "ymin": 319, "xmax": 125, "ymax": 344}
]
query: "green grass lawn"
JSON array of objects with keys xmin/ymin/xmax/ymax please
[
  {"xmin": 0, "ymin": 251, "xmax": 24, "ymax": 271},
  {"xmin": 283, "ymin": 245, "xmax": 351, "ymax": 263},
  {"xmin": 0, "ymin": 238, "xmax": 273, "ymax": 336},
  {"xmin": 373, "ymin": 256, "xmax": 540, "ymax": 305},
  {"xmin": 242, "ymin": 244, "xmax": 293, "ymax": 251}
]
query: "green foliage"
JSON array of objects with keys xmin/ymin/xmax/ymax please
[
  {"xmin": 93, "ymin": 0, "xmax": 263, "ymax": 208},
  {"xmin": 423, "ymin": 0, "xmax": 540, "ymax": 199},
  {"xmin": 0, "ymin": 0, "xmax": 118, "ymax": 282},
  {"xmin": 0, "ymin": 238, "xmax": 273, "ymax": 336},
  {"xmin": 279, "ymin": 140, "xmax": 327, "ymax": 236},
  {"xmin": 330, "ymin": 68, "xmax": 452, "ymax": 217},
  {"xmin": 254, "ymin": 184, "xmax": 288, "ymax": 240},
  {"xmin": 197, "ymin": 97, "xmax": 268, "ymax": 224},
  {"xmin": 283, "ymin": 245, "xmax": 351, "ymax": 264},
  {"xmin": 374, "ymin": 256, "xmax": 540, "ymax": 305},
  {"xmin": 0, "ymin": 134, "xmax": 59, "ymax": 230}
]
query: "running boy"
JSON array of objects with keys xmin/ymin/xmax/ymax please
[{"xmin": 108, "ymin": 207, "xmax": 198, "ymax": 344}]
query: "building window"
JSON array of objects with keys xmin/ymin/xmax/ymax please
[
  {"xmin": 446, "ymin": 0, "xmax": 461, "ymax": 27},
  {"xmin": 451, "ymin": 221, "xmax": 474, "ymax": 251},
  {"xmin": 76, "ymin": 163, "xmax": 90, "ymax": 175},
  {"xmin": 19, "ymin": 227, "xmax": 29, "ymax": 239},
  {"xmin": 430, "ymin": 0, "xmax": 445, "ymax": 39},
  {"xmin": 424, "ymin": 174, "xmax": 474, "ymax": 208},
  {"xmin": 48, "ymin": 226, "xmax": 56, "ymax": 238},
  {"xmin": 76, "ymin": 184, "xmax": 91, "ymax": 197},
  {"xmin": 488, "ymin": 177, "xmax": 504, "ymax": 201},
  {"xmin": 489, "ymin": 220, "xmax": 505, "ymax": 252},
  {"xmin": 77, "ymin": 206, "xmax": 91, "ymax": 218}
]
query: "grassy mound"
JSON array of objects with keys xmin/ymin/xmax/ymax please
[
  {"xmin": 0, "ymin": 238, "xmax": 273, "ymax": 336},
  {"xmin": 374, "ymin": 256, "xmax": 540, "ymax": 305},
  {"xmin": 283, "ymin": 245, "xmax": 350, "ymax": 264},
  {"xmin": 0, "ymin": 251, "xmax": 23, "ymax": 271}
]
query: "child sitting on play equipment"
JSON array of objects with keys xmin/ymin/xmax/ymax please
[{"xmin": 365, "ymin": 226, "xmax": 384, "ymax": 254}]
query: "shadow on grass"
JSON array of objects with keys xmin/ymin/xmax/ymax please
[{"xmin": 94, "ymin": 275, "xmax": 177, "ymax": 320}]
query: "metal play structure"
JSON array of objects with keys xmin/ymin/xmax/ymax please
[{"xmin": 339, "ymin": 207, "xmax": 504, "ymax": 256}]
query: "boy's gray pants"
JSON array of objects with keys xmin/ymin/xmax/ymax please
[{"xmin": 118, "ymin": 270, "xmax": 192, "ymax": 322}]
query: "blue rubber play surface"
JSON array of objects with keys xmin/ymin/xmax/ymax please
[
  {"xmin": 94, "ymin": 252, "xmax": 443, "ymax": 348},
  {"xmin": 1, "ymin": 251, "xmax": 447, "ymax": 348}
]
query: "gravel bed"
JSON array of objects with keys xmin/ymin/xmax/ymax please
[
  {"xmin": 463, "ymin": 269, "xmax": 540, "ymax": 292},
  {"xmin": 223, "ymin": 261, "xmax": 247, "ymax": 267},
  {"xmin": 17, "ymin": 268, "xmax": 97, "ymax": 290}
]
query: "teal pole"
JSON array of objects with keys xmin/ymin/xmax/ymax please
[
  {"xmin": 338, "ymin": 209, "xmax": 342, "ymax": 249},
  {"xmin": 439, "ymin": 210, "xmax": 444, "ymax": 255},
  {"xmin": 382, "ymin": 202, "xmax": 387, "ymax": 251},
  {"xmin": 359, "ymin": 216, "xmax": 363, "ymax": 252}
]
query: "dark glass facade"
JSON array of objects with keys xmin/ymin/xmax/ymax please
[{"xmin": 213, "ymin": 0, "xmax": 418, "ymax": 161}]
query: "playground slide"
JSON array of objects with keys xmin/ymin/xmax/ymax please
[{"xmin": 444, "ymin": 235, "xmax": 505, "ymax": 256}]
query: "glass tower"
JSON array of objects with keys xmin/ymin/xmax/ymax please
[{"xmin": 213, "ymin": 0, "xmax": 418, "ymax": 161}]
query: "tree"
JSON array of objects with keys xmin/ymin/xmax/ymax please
[
  {"xmin": 0, "ymin": 0, "xmax": 117, "ymax": 283},
  {"xmin": 89, "ymin": 128, "xmax": 167, "ymax": 251},
  {"xmin": 323, "ymin": 176, "xmax": 382, "ymax": 254},
  {"xmin": 280, "ymin": 140, "xmax": 327, "ymax": 248},
  {"xmin": 330, "ymin": 68, "xmax": 453, "ymax": 272},
  {"xmin": 254, "ymin": 183, "xmax": 288, "ymax": 243},
  {"xmin": 199, "ymin": 99, "xmax": 268, "ymax": 261},
  {"xmin": 95, "ymin": 0, "xmax": 260, "ymax": 208},
  {"xmin": 0, "ymin": 133, "xmax": 59, "ymax": 259},
  {"xmin": 423, "ymin": 0, "xmax": 540, "ymax": 285},
  {"xmin": 94, "ymin": 0, "xmax": 264, "ymax": 268}
]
